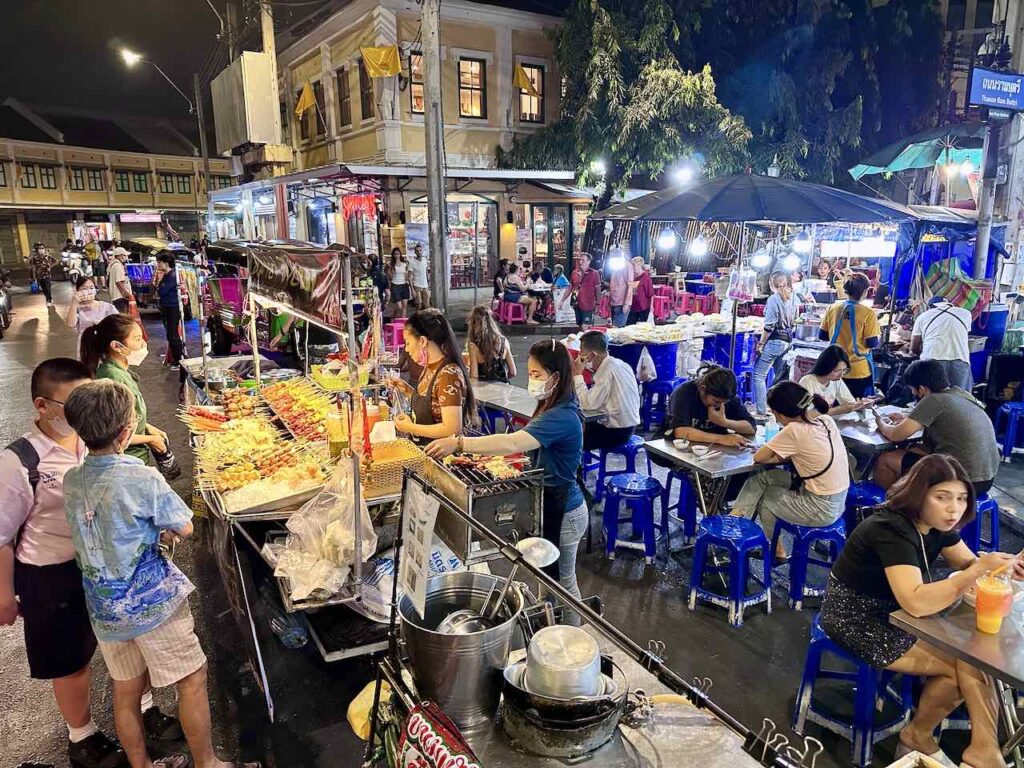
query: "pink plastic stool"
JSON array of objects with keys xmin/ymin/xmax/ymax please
[
  {"xmin": 674, "ymin": 291, "xmax": 693, "ymax": 315},
  {"xmin": 652, "ymin": 295, "xmax": 671, "ymax": 322},
  {"xmin": 654, "ymin": 285, "xmax": 673, "ymax": 299},
  {"xmin": 695, "ymin": 294, "xmax": 719, "ymax": 314},
  {"xmin": 499, "ymin": 300, "xmax": 527, "ymax": 325},
  {"xmin": 384, "ymin": 322, "xmax": 405, "ymax": 349}
]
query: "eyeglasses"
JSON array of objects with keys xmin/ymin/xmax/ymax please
[{"xmin": 42, "ymin": 397, "xmax": 65, "ymax": 407}]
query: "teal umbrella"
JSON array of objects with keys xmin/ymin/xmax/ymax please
[{"xmin": 848, "ymin": 123, "xmax": 985, "ymax": 181}]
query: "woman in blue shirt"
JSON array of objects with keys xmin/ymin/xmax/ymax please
[{"xmin": 427, "ymin": 339, "xmax": 587, "ymax": 623}]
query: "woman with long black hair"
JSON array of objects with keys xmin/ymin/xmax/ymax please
[
  {"xmin": 426, "ymin": 340, "xmax": 587, "ymax": 624},
  {"xmin": 392, "ymin": 309, "xmax": 475, "ymax": 442}
]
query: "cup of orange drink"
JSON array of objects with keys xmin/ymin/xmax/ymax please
[{"xmin": 975, "ymin": 574, "xmax": 1013, "ymax": 634}]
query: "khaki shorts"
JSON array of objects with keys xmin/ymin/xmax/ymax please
[{"xmin": 97, "ymin": 603, "xmax": 207, "ymax": 688}]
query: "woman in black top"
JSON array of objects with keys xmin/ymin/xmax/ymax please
[
  {"xmin": 466, "ymin": 304, "xmax": 516, "ymax": 383},
  {"xmin": 821, "ymin": 455, "xmax": 1017, "ymax": 768}
]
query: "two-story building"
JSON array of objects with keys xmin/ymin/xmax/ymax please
[
  {"xmin": 0, "ymin": 101, "xmax": 236, "ymax": 263},
  {"xmin": 221, "ymin": 0, "xmax": 592, "ymax": 286}
]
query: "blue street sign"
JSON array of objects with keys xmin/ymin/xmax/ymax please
[{"xmin": 969, "ymin": 67, "xmax": 1024, "ymax": 111}]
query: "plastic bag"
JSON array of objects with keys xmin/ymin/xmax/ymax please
[
  {"xmin": 636, "ymin": 347, "xmax": 658, "ymax": 383},
  {"xmin": 727, "ymin": 268, "xmax": 757, "ymax": 302},
  {"xmin": 348, "ymin": 679, "xmax": 392, "ymax": 740},
  {"xmin": 273, "ymin": 460, "xmax": 378, "ymax": 602}
]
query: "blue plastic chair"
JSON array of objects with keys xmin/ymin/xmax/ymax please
[
  {"xmin": 960, "ymin": 492, "xmax": 1001, "ymax": 553},
  {"xmin": 770, "ymin": 518, "xmax": 846, "ymax": 610},
  {"xmin": 661, "ymin": 468, "xmax": 698, "ymax": 545},
  {"xmin": 688, "ymin": 516, "xmax": 771, "ymax": 627},
  {"xmin": 589, "ymin": 435, "xmax": 653, "ymax": 503},
  {"xmin": 641, "ymin": 377, "xmax": 684, "ymax": 433},
  {"xmin": 794, "ymin": 616, "xmax": 913, "ymax": 768},
  {"xmin": 603, "ymin": 473, "xmax": 665, "ymax": 564},
  {"xmin": 996, "ymin": 402, "xmax": 1024, "ymax": 462},
  {"xmin": 843, "ymin": 481, "xmax": 886, "ymax": 533}
]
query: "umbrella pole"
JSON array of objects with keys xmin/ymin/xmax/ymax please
[{"xmin": 729, "ymin": 222, "xmax": 746, "ymax": 370}]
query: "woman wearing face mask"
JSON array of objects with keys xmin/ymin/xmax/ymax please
[
  {"xmin": 798, "ymin": 345, "xmax": 873, "ymax": 416},
  {"xmin": 65, "ymin": 276, "xmax": 118, "ymax": 349},
  {"xmin": 391, "ymin": 309, "xmax": 476, "ymax": 442},
  {"xmin": 820, "ymin": 455, "xmax": 1019, "ymax": 768},
  {"xmin": 80, "ymin": 314, "xmax": 168, "ymax": 463},
  {"xmin": 426, "ymin": 340, "xmax": 587, "ymax": 625}
]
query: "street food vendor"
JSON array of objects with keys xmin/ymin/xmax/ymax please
[
  {"xmin": 820, "ymin": 455, "xmax": 1018, "ymax": 768},
  {"xmin": 666, "ymin": 364, "xmax": 755, "ymax": 447},
  {"xmin": 426, "ymin": 340, "xmax": 587, "ymax": 626},
  {"xmin": 392, "ymin": 309, "xmax": 475, "ymax": 442},
  {"xmin": 819, "ymin": 273, "xmax": 880, "ymax": 398}
]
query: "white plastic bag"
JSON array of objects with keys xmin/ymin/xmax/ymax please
[{"xmin": 636, "ymin": 347, "xmax": 658, "ymax": 383}]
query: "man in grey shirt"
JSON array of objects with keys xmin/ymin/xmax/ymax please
[{"xmin": 873, "ymin": 359, "xmax": 999, "ymax": 494}]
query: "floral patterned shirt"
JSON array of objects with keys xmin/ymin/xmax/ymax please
[
  {"xmin": 417, "ymin": 362, "xmax": 466, "ymax": 423},
  {"xmin": 30, "ymin": 252, "xmax": 57, "ymax": 280},
  {"xmin": 64, "ymin": 454, "xmax": 194, "ymax": 642}
]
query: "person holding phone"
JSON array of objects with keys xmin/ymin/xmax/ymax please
[
  {"xmin": 666, "ymin": 364, "xmax": 755, "ymax": 447},
  {"xmin": 798, "ymin": 345, "xmax": 877, "ymax": 416}
]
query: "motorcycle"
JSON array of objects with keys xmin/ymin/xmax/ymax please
[{"xmin": 64, "ymin": 252, "xmax": 93, "ymax": 284}]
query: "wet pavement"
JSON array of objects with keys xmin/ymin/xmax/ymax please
[{"xmin": 1, "ymin": 280, "xmax": 1023, "ymax": 767}]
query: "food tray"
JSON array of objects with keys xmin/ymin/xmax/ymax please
[
  {"xmin": 203, "ymin": 483, "xmax": 326, "ymax": 520},
  {"xmin": 361, "ymin": 439, "xmax": 426, "ymax": 499},
  {"xmin": 310, "ymin": 364, "xmax": 370, "ymax": 393}
]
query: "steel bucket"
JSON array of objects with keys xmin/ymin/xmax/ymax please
[{"xmin": 399, "ymin": 572, "xmax": 524, "ymax": 728}]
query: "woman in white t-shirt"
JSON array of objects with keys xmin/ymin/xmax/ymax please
[
  {"xmin": 64, "ymin": 276, "xmax": 119, "ymax": 353},
  {"xmin": 798, "ymin": 345, "xmax": 873, "ymax": 416},
  {"xmin": 731, "ymin": 380, "xmax": 850, "ymax": 560},
  {"xmin": 387, "ymin": 247, "xmax": 410, "ymax": 318}
]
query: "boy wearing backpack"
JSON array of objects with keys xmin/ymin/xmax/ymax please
[{"xmin": 0, "ymin": 358, "xmax": 180, "ymax": 768}]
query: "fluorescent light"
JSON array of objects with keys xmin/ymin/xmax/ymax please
[
  {"xmin": 657, "ymin": 228, "xmax": 678, "ymax": 249},
  {"xmin": 750, "ymin": 250, "xmax": 771, "ymax": 269},
  {"xmin": 120, "ymin": 49, "xmax": 143, "ymax": 67},
  {"xmin": 687, "ymin": 235, "xmax": 708, "ymax": 258},
  {"xmin": 961, "ymin": 160, "xmax": 974, "ymax": 176},
  {"xmin": 782, "ymin": 253, "xmax": 801, "ymax": 271},
  {"xmin": 791, "ymin": 230, "xmax": 812, "ymax": 254}
]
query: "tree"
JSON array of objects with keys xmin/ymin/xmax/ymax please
[{"xmin": 497, "ymin": 0, "xmax": 749, "ymax": 209}]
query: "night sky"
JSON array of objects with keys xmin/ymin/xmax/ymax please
[{"xmin": 0, "ymin": 0, "xmax": 224, "ymax": 119}]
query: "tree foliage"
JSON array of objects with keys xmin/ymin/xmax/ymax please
[{"xmin": 497, "ymin": 0, "xmax": 750, "ymax": 208}]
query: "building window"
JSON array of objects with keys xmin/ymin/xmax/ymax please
[
  {"xmin": 159, "ymin": 173, "xmax": 174, "ymax": 194},
  {"xmin": 69, "ymin": 167, "xmax": 86, "ymax": 191},
  {"xmin": 87, "ymin": 168, "xmax": 104, "ymax": 191},
  {"xmin": 975, "ymin": 0, "xmax": 995, "ymax": 27},
  {"xmin": 114, "ymin": 170, "xmax": 129, "ymax": 192},
  {"xmin": 0, "ymin": 164, "xmax": 7, "ymax": 188},
  {"xmin": 39, "ymin": 166, "xmax": 57, "ymax": 189},
  {"xmin": 946, "ymin": 0, "xmax": 965, "ymax": 29},
  {"xmin": 296, "ymin": 88, "xmax": 311, "ymax": 141},
  {"xmin": 359, "ymin": 57, "xmax": 374, "ymax": 120},
  {"xmin": 313, "ymin": 81, "xmax": 326, "ymax": 136},
  {"xmin": 20, "ymin": 164, "xmax": 36, "ymax": 188},
  {"xmin": 458, "ymin": 58, "xmax": 487, "ymax": 119},
  {"xmin": 410, "ymin": 53, "xmax": 424, "ymax": 115},
  {"xmin": 132, "ymin": 172, "xmax": 149, "ymax": 193},
  {"xmin": 337, "ymin": 67, "xmax": 351, "ymax": 126},
  {"xmin": 518, "ymin": 64, "xmax": 544, "ymax": 123},
  {"xmin": 212, "ymin": 175, "xmax": 231, "ymax": 190},
  {"xmin": 177, "ymin": 174, "xmax": 192, "ymax": 194}
]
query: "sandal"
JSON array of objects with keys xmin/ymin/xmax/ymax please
[{"xmin": 153, "ymin": 757, "xmax": 191, "ymax": 768}]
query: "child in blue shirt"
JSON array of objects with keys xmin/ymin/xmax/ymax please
[{"xmin": 64, "ymin": 379, "xmax": 258, "ymax": 768}]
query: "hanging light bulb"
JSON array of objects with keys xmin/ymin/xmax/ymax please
[
  {"xmin": 782, "ymin": 253, "xmax": 802, "ymax": 272},
  {"xmin": 607, "ymin": 245, "xmax": 626, "ymax": 270},
  {"xmin": 750, "ymin": 249, "xmax": 771, "ymax": 269},
  {"xmin": 687, "ymin": 234, "xmax": 708, "ymax": 258},
  {"xmin": 961, "ymin": 160, "xmax": 974, "ymax": 176},
  {"xmin": 791, "ymin": 230, "xmax": 812, "ymax": 254},
  {"xmin": 657, "ymin": 227, "xmax": 678, "ymax": 249}
]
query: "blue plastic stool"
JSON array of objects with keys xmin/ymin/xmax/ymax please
[
  {"xmin": 794, "ymin": 616, "xmax": 913, "ymax": 768},
  {"xmin": 996, "ymin": 402, "xmax": 1024, "ymax": 462},
  {"xmin": 661, "ymin": 468, "xmax": 698, "ymax": 545},
  {"xmin": 641, "ymin": 377, "xmax": 684, "ymax": 433},
  {"xmin": 479, "ymin": 406, "xmax": 505, "ymax": 435},
  {"xmin": 593, "ymin": 435, "xmax": 653, "ymax": 503},
  {"xmin": 960, "ymin": 492, "xmax": 1001, "ymax": 552},
  {"xmin": 688, "ymin": 516, "xmax": 771, "ymax": 627},
  {"xmin": 770, "ymin": 518, "xmax": 846, "ymax": 610},
  {"xmin": 603, "ymin": 473, "xmax": 665, "ymax": 564},
  {"xmin": 844, "ymin": 481, "xmax": 885, "ymax": 533}
]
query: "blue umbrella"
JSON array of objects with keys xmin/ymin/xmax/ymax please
[
  {"xmin": 848, "ymin": 123, "xmax": 985, "ymax": 181},
  {"xmin": 590, "ymin": 173, "xmax": 915, "ymax": 224}
]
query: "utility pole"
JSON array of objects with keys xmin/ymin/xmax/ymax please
[
  {"xmin": 194, "ymin": 73, "xmax": 215, "ymax": 241},
  {"xmin": 226, "ymin": 1, "xmax": 239, "ymax": 61},
  {"xmin": 260, "ymin": 1, "xmax": 283, "ymax": 144},
  {"xmin": 975, "ymin": 119, "xmax": 1003, "ymax": 278},
  {"xmin": 422, "ymin": 0, "xmax": 449, "ymax": 309}
]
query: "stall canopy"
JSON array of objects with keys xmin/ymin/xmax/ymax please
[
  {"xmin": 848, "ymin": 123, "xmax": 985, "ymax": 181},
  {"xmin": 589, "ymin": 173, "xmax": 916, "ymax": 224}
]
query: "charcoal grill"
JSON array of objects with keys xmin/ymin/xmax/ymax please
[{"xmin": 422, "ymin": 459, "xmax": 543, "ymax": 564}]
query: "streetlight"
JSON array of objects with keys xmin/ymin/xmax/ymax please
[
  {"xmin": 590, "ymin": 159, "xmax": 607, "ymax": 175},
  {"xmin": 120, "ymin": 48, "xmax": 194, "ymax": 113}
]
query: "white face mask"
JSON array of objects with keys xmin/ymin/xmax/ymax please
[
  {"xmin": 528, "ymin": 374, "xmax": 554, "ymax": 400},
  {"xmin": 77, "ymin": 288, "xmax": 96, "ymax": 302},
  {"xmin": 116, "ymin": 341, "xmax": 149, "ymax": 367}
]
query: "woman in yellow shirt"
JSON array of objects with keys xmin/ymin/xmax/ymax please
[{"xmin": 819, "ymin": 273, "xmax": 881, "ymax": 398}]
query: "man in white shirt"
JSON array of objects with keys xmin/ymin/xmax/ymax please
[
  {"xmin": 911, "ymin": 298, "xmax": 973, "ymax": 390},
  {"xmin": 571, "ymin": 330, "xmax": 641, "ymax": 450},
  {"xmin": 106, "ymin": 246, "xmax": 133, "ymax": 313},
  {"xmin": 409, "ymin": 244, "xmax": 430, "ymax": 309}
]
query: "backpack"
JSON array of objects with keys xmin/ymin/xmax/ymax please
[{"xmin": 6, "ymin": 438, "xmax": 40, "ymax": 493}]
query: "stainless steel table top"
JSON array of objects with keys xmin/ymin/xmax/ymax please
[
  {"xmin": 474, "ymin": 380, "xmax": 602, "ymax": 423},
  {"xmin": 834, "ymin": 407, "xmax": 920, "ymax": 453},
  {"xmin": 644, "ymin": 438, "xmax": 761, "ymax": 480},
  {"xmin": 891, "ymin": 601, "xmax": 1024, "ymax": 690}
]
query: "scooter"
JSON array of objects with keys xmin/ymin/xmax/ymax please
[{"xmin": 65, "ymin": 253, "xmax": 92, "ymax": 284}]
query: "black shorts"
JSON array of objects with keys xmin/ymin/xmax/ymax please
[{"xmin": 14, "ymin": 559, "xmax": 96, "ymax": 679}]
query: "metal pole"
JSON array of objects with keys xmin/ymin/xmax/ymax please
[
  {"xmin": 226, "ymin": 1, "xmax": 239, "ymax": 61},
  {"xmin": 194, "ymin": 73, "xmax": 215, "ymax": 242},
  {"xmin": 422, "ymin": 0, "xmax": 449, "ymax": 309},
  {"xmin": 343, "ymin": 254, "xmax": 363, "ymax": 584},
  {"xmin": 248, "ymin": 293, "xmax": 262, "ymax": 389},
  {"xmin": 729, "ymin": 223, "xmax": 746, "ymax": 370},
  {"xmin": 976, "ymin": 121, "xmax": 1002, "ymax": 279},
  {"xmin": 146, "ymin": 62, "xmax": 194, "ymax": 111}
]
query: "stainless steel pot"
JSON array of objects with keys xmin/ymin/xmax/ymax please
[
  {"xmin": 524, "ymin": 625, "xmax": 602, "ymax": 699},
  {"xmin": 399, "ymin": 572, "xmax": 524, "ymax": 728},
  {"xmin": 793, "ymin": 322, "xmax": 821, "ymax": 342}
]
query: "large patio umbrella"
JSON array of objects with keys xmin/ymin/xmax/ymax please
[
  {"xmin": 590, "ymin": 173, "xmax": 915, "ymax": 224},
  {"xmin": 848, "ymin": 123, "xmax": 985, "ymax": 181}
]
